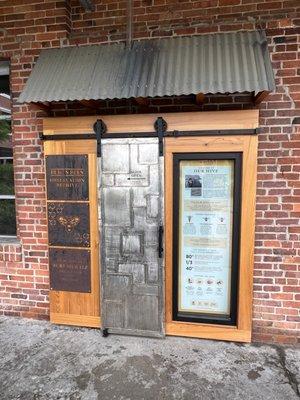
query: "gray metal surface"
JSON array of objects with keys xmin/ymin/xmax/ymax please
[
  {"xmin": 18, "ymin": 31, "xmax": 275, "ymax": 103},
  {"xmin": 100, "ymin": 138, "xmax": 164, "ymax": 336}
]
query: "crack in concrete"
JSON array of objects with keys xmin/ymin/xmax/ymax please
[{"xmin": 274, "ymin": 345, "xmax": 300, "ymax": 398}]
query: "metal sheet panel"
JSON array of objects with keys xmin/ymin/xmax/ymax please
[
  {"xmin": 46, "ymin": 155, "xmax": 89, "ymax": 201},
  {"xmin": 49, "ymin": 248, "xmax": 91, "ymax": 293},
  {"xmin": 100, "ymin": 138, "xmax": 164, "ymax": 336},
  {"xmin": 48, "ymin": 202, "xmax": 90, "ymax": 247},
  {"xmin": 18, "ymin": 31, "xmax": 275, "ymax": 103}
]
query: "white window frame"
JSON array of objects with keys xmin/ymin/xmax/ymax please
[
  {"xmin": 0, "ymin": 88, "xmax": 16, "ymax": 239},
  {"xmin": 0, "ymin": 184, "xmax": 16, "ymax": 240}
]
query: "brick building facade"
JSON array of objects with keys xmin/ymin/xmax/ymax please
[{"xmin": 0, "ymin": 0, "xmax": 299, "ymax": 344}]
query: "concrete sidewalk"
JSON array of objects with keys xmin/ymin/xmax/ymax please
[{"xmin": 0, "ymin": 317, "xmax": 299, "ymax": 400}]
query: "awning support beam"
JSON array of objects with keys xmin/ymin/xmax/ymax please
[
  {"xmin": 195, "ymin": 93, "xmax": 205, "ymax": 105},
  {"xmin": 32, "ymin": 102, "xmax": 51, "ymax": 115},
  {"xmin": 79, "ymin": 100, "xmax": 100, "ymax": 110},
  {"xmin": 253, "ymin": 91, "xmax": 270, "ymax": 104},
  {"xmin": 135, "ymin": 97, "xmax": 150, "ymax": 106}
]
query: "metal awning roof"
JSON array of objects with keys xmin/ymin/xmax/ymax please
[{"xmin": 18, "ymin": 31, "xmax": 275, "ymax": 103}]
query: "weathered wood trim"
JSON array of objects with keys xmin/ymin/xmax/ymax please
[
  {"xmin": 43, "ymin": 110, "xmax": 259, "ymax": 135},
  {"xmin": 50, "ymin": 313, "xmax": 100, "ymax": 328}
]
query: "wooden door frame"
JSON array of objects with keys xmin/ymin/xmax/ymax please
[
  {"xmin": 164, "ymin": 135, "xmax": 258, "ymax": 342},
  {"xmin": 43, "ymin": 110, "xmax": 259, "ymax": 334}
]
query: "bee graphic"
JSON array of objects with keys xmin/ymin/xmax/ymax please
[
  {"xmin": 58, "ymin": 216, "xmax": 80, "ymax": 232},
  {"xmin": 48, "ymin": 203, "xmax": 64, "ymax": 226}
]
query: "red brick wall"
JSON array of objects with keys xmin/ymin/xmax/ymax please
[
  {"xmin": 0, "ymin": 93, "xmax": 11, "ymax": 111},
  {"xmin": 253, "ymin": 27, "xmax": 300, "ymax": 343},
  {"xmin": 0, "ymin": 0, "xmax": 299, "ymax": 344}
]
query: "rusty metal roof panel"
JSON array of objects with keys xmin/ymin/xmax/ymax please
[{"xmin": 18, "ymin": 31, "xmax": 275, "ymax": 103}]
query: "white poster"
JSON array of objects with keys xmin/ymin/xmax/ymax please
[{"xmin": 178, "ymin": 160, "xmax": 234, "ymax": 316}]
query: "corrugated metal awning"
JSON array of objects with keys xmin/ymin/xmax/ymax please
[{"xmin": 18, "ymin": 31, "xmax": 275, "ymax": 103}]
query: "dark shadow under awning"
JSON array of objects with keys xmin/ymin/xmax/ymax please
[{"xmin": 18, "ymin": 31, "xmax": 275, "ymax": 103}]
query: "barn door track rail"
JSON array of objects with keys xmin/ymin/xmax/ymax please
[{"xmin": 39, "ymin": 117, "xmax": 259, "ymax": 159}]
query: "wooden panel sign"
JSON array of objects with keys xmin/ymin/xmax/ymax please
[
  {"xmin": 49, "ymin": 248, "xmax": 91, "ymax": 293},
  {"xmin": 48, "ymin": 202, "xmax": 90, "ymax": 247},
  {"xmin": 43, "ymin": 133, "xmax": 100, "ymax": 328},
  {"xmin": 46, "ymin": 155, "xmax": 89, "ymax": 200}
]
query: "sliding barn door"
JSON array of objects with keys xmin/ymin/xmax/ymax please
[
  {"xmin": 44, "ymin": 137, "xmax": 100, "ymax": 328},
  {"xmin": 100, "ymin": 138, "xmax": 164, "ymax": 336}
]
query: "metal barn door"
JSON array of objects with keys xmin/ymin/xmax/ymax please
[{"xmin": 100, "ymin": 138, "xmax": 164, "ymax": 337}]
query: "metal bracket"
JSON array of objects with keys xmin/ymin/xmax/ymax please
[
  {"xmin": 158, "ymin": 225, "xmax": 164, "ymax": 259},
  {"xmin": 102, "ymin": 328, "xmax": 109, "ymax": 337},
  {"xmin": 154, "ymin": 117, "xmax": 167, "ymax": 156},
  {"xmin": 93, "ymin": 119, "xmax": 107, "ymax": 157}
]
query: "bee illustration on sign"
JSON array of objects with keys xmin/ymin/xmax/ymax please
[
  {"xmin": 48, "ymin": 203, "xmax": 64, "ymax": 226},
  {"xmin": 58, "ymin": 215, "xmax": 80, "ymax": 232},
  {"xmin": 47, "ymin": 202, "xmax": 90, "ymax": 247}
]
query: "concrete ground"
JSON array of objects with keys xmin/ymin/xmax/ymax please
[{"xmin": 0, "ymin": 317, "xmax": 299, "ymax": 400}]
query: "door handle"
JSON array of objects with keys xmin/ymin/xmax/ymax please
[{"xmin": 158, "ymin": 225, "xmax": 164, "ymax": 258}]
